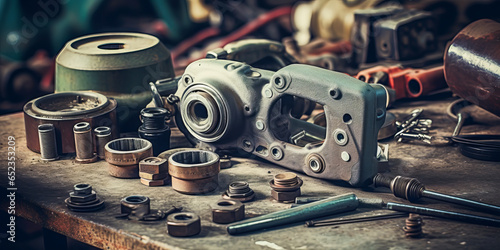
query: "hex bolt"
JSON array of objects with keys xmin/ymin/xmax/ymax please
[
  {"xmin": 270, "ymin": 172, "xmax": 303, "ymax": 202},
  {"xmin": 255, "ymin": 120, "xmax": 265, "ymax": 130},
  {"xmin": 223, "ymin": 181, "xmax": 255, "ymax": 202},
  {"xmin": 373, "ymin": 174, "xmax": 500, "ymax": 215},
  {"xmin": 94, "ymin": 126, "xmax": 112, "ymax": 159},
  {"xmin": 341, "ymin": 151, "xmax": 350, "ymax": 162},
  {"xmin": 73, "ymin": 122, "xmax": 97, "ymax": 163},
  {"xmin": 38, "ymin": 124, "xmax": 58, "ymax": 161}
]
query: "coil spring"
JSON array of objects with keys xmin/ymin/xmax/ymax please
[{"xmin": 403, "ymin": 213, "xmax": 423, "ymax": 238}]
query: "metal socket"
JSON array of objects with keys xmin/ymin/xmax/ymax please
[{"xmin": 73, "ymin": 122, "xmax": 97, "ymax": 163}]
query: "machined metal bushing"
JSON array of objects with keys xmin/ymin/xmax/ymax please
[
  {"xmin": 222, "ymin": 181, "xmax": 255, "ymax": 202},
  {"xmin": 104, "ymin": 138, "xmax": 153, "ymax": 178},
  {"xmin": 38, "ymin": 124, "xmax": 58, "ymax": 161},
  {"xmin": 94, "ymin": 126, "xmax": 112, "ymax": 159},
  {"xmin": 269, "ymin": 172, "xmax": 303, "ymax": 202},
  {"xmin": 168, "ymin": 150, "xmax": 220, "ymax": 194},
  {"xmin": 73, "ymin": 122, "xmax": 97, "ymax": 163},
  {"xmin": 121, "ymin": 195, "xmax": 151, "ymax": 218},
  {"xmin": 212, "ymin": 199, "xmax": 245, "ymax": 224},
  {"xmin": 167, "ymin": 212, "xmax": 201, "ymax": 237}
]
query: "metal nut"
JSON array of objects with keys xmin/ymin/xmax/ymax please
[
  {"xmin": 139, "ymin": 157, "xmax": 168, "ymax": 174},
  {"xmin": 167, "ymin": 212, "xmax": 201, "ymax": 237},
  {"xmin": 70, "ymin": 191, "xmax": 97, "ymax": 203},
  {"xmin": 212, "ymin": 199, "xmax": 245, "ymax": 224},
  {"xmin": 139, "ymin": 172, "xmax": 168, "ymax": 180},
  {"xmin": 140, "ymin": 177, "xmax": 169, "ymax": 187},
  {"xmin": 73, "ymin": 183, "xmax": 92, "ymax": 195},
  {"xmin": 271, "ymin": 189, "xmax": 301, "ymax": 203},
  {"xmin": 121, "ymin": 195, "xmax": 150, "ymax": 218}
]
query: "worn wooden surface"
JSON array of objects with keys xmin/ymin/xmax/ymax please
[{"xmin": 1, "ymin": 95, "xmax": 500, "ymax": 249}]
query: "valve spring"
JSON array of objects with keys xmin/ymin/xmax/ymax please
[
  {"xmin": 141, "ymin": 107, "xmax": 169, "ymax": 130},
  {"xmin": 38, "ymin": 124, "xmax": 58, "ymax": 160},
  {"xmin": 391, "ymin": 176, "xmax": 425, "ymax": 202},
  {"xmin": 403, "ymin": 213, "xmax": 423, "ymax": 238},
  {"xmin": 373, "ymin": 173, "xmax": 392, "ymax": 188},
  {"xmin": 229, "ymin": 181, "xmax": 252, "ymax": 195}
]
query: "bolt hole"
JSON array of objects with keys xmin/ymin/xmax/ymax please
[
  {"xmin": 342, "ymin": 114, "xmax": 352, "ymax": 123},
  {"xmin": 274, "ymin": 77, "xmax": 281, "ymax": 86},
  {"xmin": 310, "ymin": 159, "xmax": 319, "ymax": 169},
  {"xmin": 244, "ymin": 105, "xmax": 250, "ymax": 112},
  {"xmin": 184, "ymin": 76, "xmax": 191, "ymax": 84},
  {"xmin": 337, "ymin": 133, "xmax": 345, "ymax": 142},
  {"xmin": 98, "ymin": 43, "xmax": 125, "ymax": 50},
  {"xmin": 175, "ymin": 214, "xmax": 193, "ymax": 220},
  {"xmin": 243, "ymin": 140, "xmax": 252, "ymax": 148},
  {"xmin": 272, "ymin": 148, "xmax": 281, "ymax": 157},
  {"xmin": 358, "ymin": 75, "xmax": 366, "ymax": 82},
  {"xmin": 408, "ymin": 79, "xmax": 422, "ymax": 95},
  {"xmin": 125, "ymin": 196, "xmax": 147, "ymax": 203},
  {"xmin": 218, "ymin": 201, "xmax": 234, "ymax": 206},
  {"xmin": 329, "ymin": 90, "xmax": 336, "ymax": 97},
  {"xmin": 376, "ymin": 108, "xmax": 385, "ymax": 118}
]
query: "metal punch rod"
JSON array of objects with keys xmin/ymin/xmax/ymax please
[
  {"xmin": 386, "ymin": 202, "xmax": 500, "ymax": 227},
  {"xmin": 227, "ymin": 193, "xmax": 359, "ymax": 235}
]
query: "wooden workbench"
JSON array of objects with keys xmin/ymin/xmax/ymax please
[{"xmin": 1, "ymin": 95, "xmax": 499, "ymax": 249}]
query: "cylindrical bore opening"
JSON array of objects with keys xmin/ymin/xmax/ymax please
[
  {"xmin": 170, "ymin": 150, "xmax": 219, "ymax": 166},
  {"xmin": 106, "ymin": 138, "xmax": 151, "ymax": 152},
  {"xmin": 124, "ymin": 195, "xmax": 148, "ymax": 204},
  {"xmin": 38, "ymin": 124, "xmax": 54, "ymax": 132},
  {"xmin": 408, "ymin": 79, "xmax": 422, "ymax": 96}
]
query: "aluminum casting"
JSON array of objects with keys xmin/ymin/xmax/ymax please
[
  {"xmin": 175, "ymin": 59, "xmax": 387, "ymax": 186},
  {"xmin": 55, "ymin": 32, "xmax": 175, "ymax": 131}
]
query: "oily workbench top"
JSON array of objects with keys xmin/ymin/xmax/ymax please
[{"xmin": 1, "ymin": 95, "xmax": 500, "ymax": 250}]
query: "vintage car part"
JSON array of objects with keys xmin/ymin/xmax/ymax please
[
  {"xmin": 38, "ymin": 124, "xmax": 58, "ymax": 161},
  {"xmin": 138, "ymin": 107, "xmax": 171, "ymax": 156},
  {"xmin": 227, "ymin": 193, "xmax": 359, "ymax": 235},
  {"xmin": 139, "ymin": 157, "xmax": 170, "ymax": 187},
  {"xmin": 351, "ymin": 6, "xmax": 437, "ymax": 67},
  {"xmin": 270, "ymin": 172, "xmax": 303, "ymax": 203},
  {"xmin": 55, "ymin": 32, "xmax": 175, "ymax": 131},
  {"xmin": 175, "ymin": 59, "xmax": 387, "ymax": 186},
  {"xmin": 222, "ymin": 181, "xmax": 255, "ymax": 202},
  {"xmin": 167, "ymin": 212, "xmax": 201, "ymax": 237},
  {"xmin": 94, "ymin": 126, "xmax": 112, "ymax": 160},
  {"xmin": 104, "ymin": 138, "xmax": 153, "ymax": 178},
  {"xmin": 73, "ymin": 122, "xmax": 97, "ymax": 163},
  {"xmin": 24, "ymin": 91, "xmax": 118, "ymax": 154},
  {"xmin": 65, "ymin": 184, "xmax": 104, "ymax": 212},
  {"xmin": 356, "ymin": 65, "xmax": 446, "ymax": 100},
  {"xmin": 444, "ymin": 19, "xmax": 500, "ymax": 117},
  {"xmin": 291, "ymin": 0, "xmax": 382, "ymax": 45},
  {"xmin": 118, "ymin": 195, "xmax": 170, "ymax": 221},
  {"xmin": 206, "ymin": 39, "xmax": 296, "ymax": 71},
  {"xmin": 212, "ymin": 199, "xmax": 245, "ymax": 224},
  {"xmin": 168, "ymin": 150, "xmax": 220, "ymax": 194}
]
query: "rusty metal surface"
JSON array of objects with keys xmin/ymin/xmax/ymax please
[
  {"xmin": 444, "ymin": 19, "xmax": 500, "ymax": 117},
  {"xmin": 1, "ymin": 96, "xmax": 500, "ymax": 249}
]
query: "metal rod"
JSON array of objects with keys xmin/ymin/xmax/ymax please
[
  {"xmin": 422, "ymin": 190, "xmax": 500, "ymax": 215},
  {"xmin": 306, "ymin": 212, "xmax": 407, "ymax": 227},
  {"xmin": 386, "ymin": 202, "xmax": 500, "ymax": 227},
  {"xmin": 373, "ymin": 174, "xmax": 500, "ymax": 215},
  {"xmin": 227, "ymin": 193, "xmax": 359, "ymax": 235}
]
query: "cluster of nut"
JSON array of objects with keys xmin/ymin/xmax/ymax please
[
  {"xmin": 269, "ymin": 172, "xmax": 303, "ymax": 202},
  {"xmin": 139, "ymin": 157, "xmax": 169, "ymax": 186},
  {"xmin": 65, "ymin": 184, "xmax": 104, "ymax": 212}
]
